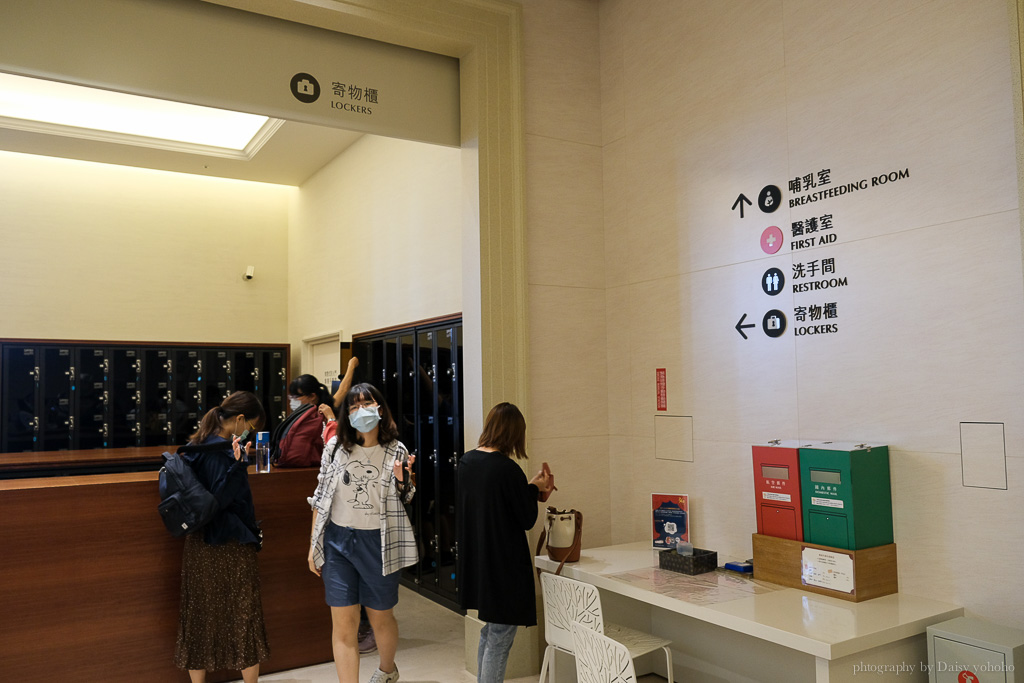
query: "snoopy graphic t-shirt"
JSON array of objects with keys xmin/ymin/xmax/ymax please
[{"xmin": 329, "ymin": 444, "xmax": 387, "ymax": 530}]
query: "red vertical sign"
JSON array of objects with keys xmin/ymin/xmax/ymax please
[{"xmin": 656, "ymin": 368, "xmax": 667, "ymax": 411}]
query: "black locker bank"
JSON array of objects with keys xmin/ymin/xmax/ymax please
[{"xmin": 0, "ymin": 339, "xmax": 288, "ymax": 461}]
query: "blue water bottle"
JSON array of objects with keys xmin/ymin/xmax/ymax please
[{"xmin": 255, "ymin": 431, "xmax": 271, "ymax": 473}]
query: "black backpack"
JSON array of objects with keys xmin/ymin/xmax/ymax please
[{"xmin": 157, "ymin": 444, "xmax": 221, "ymax": 537}]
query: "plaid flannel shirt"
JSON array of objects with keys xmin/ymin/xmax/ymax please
[{"xmin": 308, "ymin": 434, "xmax": 418, "ymax": 575}]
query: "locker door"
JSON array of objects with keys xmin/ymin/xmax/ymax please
[
  {"xmin": 435, "ymin": 326, "xmax": 459, "ymax": 598},
  {"xmin": 416, "ymin": 329, "xmax": 440, "ymax": 590},
  {"xmin": 351, "ymin": 339, "xmax": 372, "ymax": 387},
  {"xmin": 382, "ymin": 337, "xmax": 399, "ymax": 427},
  {"xmin": 172, "ymin": 349, "xmax": 203, "ymax": 444},
  {"xmin": 364, "ymin": 339, "xmax": 387, "ymax": 393},
  {"xmin": 233, "ymin": 350, "xmax": 258, "ymax": 393},
  {"xmin": 452, "ymin": 325, "xmax": 465, "ymax": 599},
  {"xmin": 397, "ymin": 335, "xmax": 417, "ymax": 451},
  {"xmin": 40, "ymin": 346, "xmax": 74, "ymax": 451},
  {"xmin": 205, "ymin": 349, "xmax": 233, "ymax": 408},
  {"xmin": 2, "ymin": 345, "xmax": 41, "ymax": 452},
  {"xmin": 75, "ymin": 348, "xmax": 110, "ymax": 449},
  {"xmin": 111, "ymin": 349, "xmax": 143, "ymax": 448},
  {"xmin": 143, "ymin": 349, "xmax": 174, "ymax": 446},
  {"xmin": 265, "ymin": 349, "xmax": 287, "ymax": 426},
  {"xmin": 396, "ymin": 333, "xmax": 421, "ymax": 587}
]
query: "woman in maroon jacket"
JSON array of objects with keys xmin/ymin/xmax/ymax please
[{"xmin": 274, "ymin": 358, "xmax": 358, "ymax": 468}]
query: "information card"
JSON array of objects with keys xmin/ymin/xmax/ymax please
[
  {"xmin": 801, "ymin": 547, "xmax": 855, "ymax": 593},
  {"xmin": 652, "ymin": 493, "xmax": 689, "ymax": 549}
]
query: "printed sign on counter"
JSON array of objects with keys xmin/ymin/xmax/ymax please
[
  {"xmin": 652, "ymin": 493, "xmax": 689, "ymax": 549},
  {"xmin": 801, "ymin": 547, "xmax": 855, "ymax": 593}
]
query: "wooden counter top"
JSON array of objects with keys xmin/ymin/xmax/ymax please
[
  {"xmin": 0, "ymin": 445, "xmax": 173, "ymax": 480},
  {"xmin": 0, "ymin": 470, "xmax": 160, "ymax": 489},
  {"xmin": 0, "ymin": 445, "xmax": 172, "ymax": 469},
  {"xmin": 0, "ymin": 466, "xmax": 333, "ymax": 681}
]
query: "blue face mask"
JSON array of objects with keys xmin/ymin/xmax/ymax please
[{"xmin": 349, "ymin": 405, "xmax": 381, "ymax": 433}]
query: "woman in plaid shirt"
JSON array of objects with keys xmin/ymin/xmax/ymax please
[{"xmin": 307, "ymin": 383, "xmax": 417, "ymax": 683}]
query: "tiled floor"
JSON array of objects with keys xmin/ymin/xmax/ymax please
[{"xmin": 245, "ymin": 586, "xmax": 665, "ymax": 683}]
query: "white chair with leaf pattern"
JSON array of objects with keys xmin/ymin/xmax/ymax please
[
  {"xmin": 539, "ymin": 572, "xmax": 673, "ymax": 683},
  {"xmin": 571, "ymin": 620, "xmax": 637, "ymax": 683}
]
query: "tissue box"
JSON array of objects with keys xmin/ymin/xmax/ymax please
[{"xmin": 658, "ymin": 548, "xmax": 717, "ymax": 575}]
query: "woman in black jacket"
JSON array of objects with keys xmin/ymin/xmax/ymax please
[
  {"xmin": 456, "ymin": 403, "xmax": 552, "ymax": 683},
  {"xmin": 174, "ymin": 391, "xmax": 270, "ymax": 683}
]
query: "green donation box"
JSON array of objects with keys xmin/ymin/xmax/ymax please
[{"xmin": 799, "ymin": 442, "xmax": 893, "ymax": 550}]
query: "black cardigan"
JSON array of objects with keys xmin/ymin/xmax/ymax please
[
  {"xmin": 456, "ymin": 449, "xmax": 540, "ymax": 626},
  {"xmin": 182, "ymin": 436, "xmax": 261, "ymax": 547}
]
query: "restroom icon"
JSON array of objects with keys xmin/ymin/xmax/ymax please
[{"xmin": 762, "ymin": 267, "xmax": 785, "ymax": 296}]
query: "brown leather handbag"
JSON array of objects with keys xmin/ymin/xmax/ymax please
[{"xmin": 535, "ymin": 506, "xmax": 583, "ymax": 575}]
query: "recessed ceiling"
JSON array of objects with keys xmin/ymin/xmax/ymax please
[
  {"xmin": 0, "ymin": 76, "xmax": 364, "ymax": 185},
  {"xmin": 0, "ymin": 118, "xmax": 363, "ymax": 186},
  {"xmin": 0, "ymin": 72, "xmax": 276, "ymax": 151},
  {"xmin": 0, "ymin": 73, "xmax": 362, "ymax": 186}
]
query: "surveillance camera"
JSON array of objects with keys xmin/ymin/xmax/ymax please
[{"xmin": 243, "ymin": 266, "xmax": 255, "ymax": 280}]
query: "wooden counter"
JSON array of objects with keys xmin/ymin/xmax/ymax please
[
  {"xmin": 0, "ymin": 465, "xmax": 333, "ymax": 681},
  {"xmin": 0, "ymin": 445, "xmax": 170, "ymax": 478}
]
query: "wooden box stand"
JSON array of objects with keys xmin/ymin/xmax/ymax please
[{"xmin": 751, "ymin": 533, "xmax": 898, "ymax": 602}]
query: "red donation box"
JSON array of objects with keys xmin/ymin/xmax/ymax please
[{"xmin": 752, "ymin": 440, "xmax": 810, "ymax": 541}]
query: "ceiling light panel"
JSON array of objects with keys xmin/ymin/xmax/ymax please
[{"xmin": 0, "ymin": 72, "xmax": 270, "ymax": 151}]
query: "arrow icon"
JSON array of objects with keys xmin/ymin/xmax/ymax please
[
  {"xmin": 732, "ymin": 193, "xmax": 752, "ymax": 218},
  {"xmin": 735, "ymin": 313, "xmax": 756, "ymax": 339}
]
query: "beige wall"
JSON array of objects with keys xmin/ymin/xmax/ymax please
[
  {"xmin": 516, "ymin": 0, "xmax": 1023, "ymax": 631},
  {"xmin": 0, "ymin": 150, "xmax": 292, "ymax": 343},
  {"xmin": 517, "ymin": 0, "xmax": 612, "ymax": 547},
  {"xmin": 287, "ymin": 134, "xmax": 463, "ymax": 353},
  {"xmin": 0, "ymin": 133, "xmax": 461, "ymax": 358}
]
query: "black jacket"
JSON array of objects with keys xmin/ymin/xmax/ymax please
[
  {"xmin": 457, "ymin": 449, "xmax": 540, "ymax": 626},
  {"xmin": 181, "ymin": 436, "xmax": 261, "ymax": 547}
]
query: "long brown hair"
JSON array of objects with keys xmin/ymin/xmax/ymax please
[
  {"xmin": 189, "ymin": 391, "xmax": 266, "ymax": 445},
  {"xmin": 477, "ymin": 402, "xmax": 527, "ymax": 459},
  {"xmin": 334, "ymin": 383, "xmax": 399, "ymax": 453}
]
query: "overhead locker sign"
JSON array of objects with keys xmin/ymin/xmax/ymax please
[{"xmin": 0, "ymin": 0, "xmax": 460, "ymax": 147}]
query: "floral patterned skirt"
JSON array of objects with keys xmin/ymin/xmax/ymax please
[{"xmin": 173, "ymin": 534, "xmax": 270, "ymax": 671}]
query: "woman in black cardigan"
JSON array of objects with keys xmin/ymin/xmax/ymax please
[
  {"xmin": 456, "ymin": 403, "xmax": 553, "ymax": 683},
  {"xmin": 174, "ymin": 391, "xmax": 270, "ymax": 683}
]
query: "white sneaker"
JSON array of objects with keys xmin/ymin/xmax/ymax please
[{"xmin": 368, "ymin": 666, "xmax": 399, "ymax": 683}]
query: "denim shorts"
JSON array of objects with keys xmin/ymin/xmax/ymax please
[{"xmin": 322, "ymin": 522, "xmax": 400, "ymax": 610}]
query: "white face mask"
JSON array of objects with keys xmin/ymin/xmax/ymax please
[
  {"xmin": 289, "ymin": 397, "xmax": 302, "ymax": 411},
  {"xmin": 349, "ymin": 405, "xmax": 381, "ymax": 433}
]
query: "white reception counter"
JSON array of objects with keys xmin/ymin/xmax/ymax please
[{"xmin": 535, "ymin": 542, "xmax": 962, "ymax": 683}]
